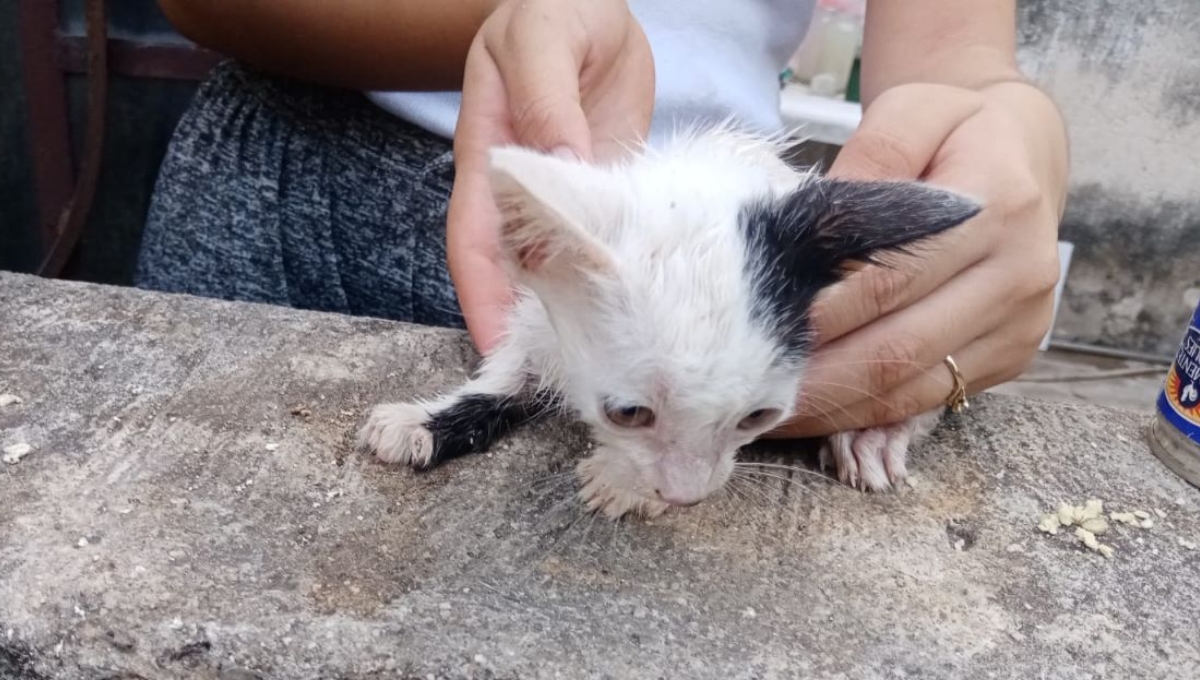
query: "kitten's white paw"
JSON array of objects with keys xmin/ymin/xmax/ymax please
[
  {"xmin": 819, "ymin": 409, "xmax": 943, "ymax": 491},
  {"xmin": 357, "ymin": 403, "xmax": 435, "ymax": 468},
  {"xmin": 576, "ymin": 455, "xmax": 669, "ymax": 520}
]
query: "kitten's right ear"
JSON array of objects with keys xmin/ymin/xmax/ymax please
[{"xmin": 487, "ymin": 146, "xmax": 616, "ymax": 288}]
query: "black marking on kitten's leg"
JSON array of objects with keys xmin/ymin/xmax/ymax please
[{"xmin": 416, "ymin": 389, "xmax": 560, "ymax": 470}]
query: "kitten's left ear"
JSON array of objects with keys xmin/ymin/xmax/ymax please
[
  {"xmin": 749, "ymin": 178, "xmax": 982, "ymax": 285},
  {"xmin": 487, "ymin": 146, "xmax": 617, "ymax": 289}
]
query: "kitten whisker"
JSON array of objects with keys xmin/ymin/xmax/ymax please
[
  {"xmin": 791, "ymin": 393, "xmax": 854, "ymax": 430},
  {"xmin": 734, "ymin": 461, "xmax": 829, "ymax": 480},
  {"xmin": 734, "ymin": 467, "xmax": 841, "ymax": 489},
  {"xmin": 727, "ymin": 475, "xmax": 781, "ymax": 506}
]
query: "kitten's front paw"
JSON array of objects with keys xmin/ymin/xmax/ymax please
[
  {"xmin": 819, "ymin": 409, "xmax": 943, "ymax": 491},
  {"xmin": 357, "ymin": 403, "xmax": 435, "ymax": 469},
  {"xmin": 576, "ymin": 455, "xmax": 669, "ymax": 520}
]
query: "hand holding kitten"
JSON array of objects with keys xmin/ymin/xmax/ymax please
[
  {"xmin": 775, "ymin": 81, "xmax": 1070, "ymax": 438},
  {"xmin": 447, "ymin": 0, "xmax": 654, "ymax": 355}
]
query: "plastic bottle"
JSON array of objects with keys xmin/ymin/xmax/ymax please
[{"xmin": 785, "ymin": 0, "xmax": 865, "ymax": 99}]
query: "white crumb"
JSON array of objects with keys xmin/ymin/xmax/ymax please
[
  {"xmin": 1073, "ymin": 527, "xmax": 1114, "ymax": 556},
  {"xmin": 264, "ymin": 443, "xmax": 280, "ymax": 451},
  {"xmin": 1075, "ymin": 527, "xmax": 1100, "ymax": 550},
  {"xmin": 77, "ymin": 537, "xmax": 89, "ymax": 548},
  {"xmin": 1081, "ymin": 499, "xmax": 1104, "ymax": 521},
  {"xmin": 1035, "ymin": 498, "xmax": 1166, "ymax": 558},
  {"xmin": 0, "ymin": 394, "xmax": 22, "ymax": 407},
  {"xmin": 2, "ymin": 442, "xmax": 33, "ymax": 464},
  {"xmin": 1037, "ymin": 514, "xmax": 1061, "ymax": 535},
  {"xmin": 1056, "ymin": 502, "xmax": 1076, "ymax": 527},
  {"xmin": 1110, "ymin": 511, "xmax": 1140, "ymax": 526}
]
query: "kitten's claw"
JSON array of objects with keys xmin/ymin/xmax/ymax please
[
  {"xmin": 819, "ymin": 409, "xmax": 943, "ymax": 491},
  {"xmin": 820, "ymin": 426, "xmax": 909, "ymax": 491},
  {"xmin": 357, "ymin": 403, "xmax": 436, "ymax": 469}
]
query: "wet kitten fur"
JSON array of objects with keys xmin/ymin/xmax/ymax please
[{"xmin": 358, "ymin": 124, "xmax": 980, "ymax": 519}]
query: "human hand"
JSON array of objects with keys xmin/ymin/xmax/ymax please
[
  {"xmin": 772, "ymin": 80, "xmax": 1070, "ymax": 437},
  {"xmin": 447, "ymin": 0, "xmax": 654, "ymax": 354}
]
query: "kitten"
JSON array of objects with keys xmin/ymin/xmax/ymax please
[{"xmin": 358, "ymin": 124, "xmax": 980, "ymax": 519}]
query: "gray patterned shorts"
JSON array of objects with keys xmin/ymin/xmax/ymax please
[{"xmin": 136, "ymin": 61, "xmax": 464, "ymax": 329}]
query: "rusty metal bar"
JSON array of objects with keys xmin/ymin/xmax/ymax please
[
  {"xmin": 17, "ymin": 0, "xmax": 74, "ymax": 254},
  {"xmin": 36, "ymin": 0, "xmax": 110, "ymax": 277},
  {"xmin": 58, "ymin": 37, "xmax": 220, "ymax": 82}
]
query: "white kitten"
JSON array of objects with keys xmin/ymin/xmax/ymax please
[{"xmin": 358, "ymin": 124, "xmax": 979, "ymax": 519}]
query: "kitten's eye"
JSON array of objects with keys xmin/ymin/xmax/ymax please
[
  {"xmin": 604, "ymin": 404, "xmax": 655, "ymax": 428},
  {"xmin": 738, "ymin": 408, "xmax": 781, "ymax": 430}
]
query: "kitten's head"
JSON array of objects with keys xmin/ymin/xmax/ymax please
[{"xmin": 488, "ymin": 131, "xmax": 979, "ymax": 513}]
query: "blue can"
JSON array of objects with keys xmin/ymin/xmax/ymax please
[{"xmin": 1149, "ymin": 300, "xmax": 1200, "ymax": 487}]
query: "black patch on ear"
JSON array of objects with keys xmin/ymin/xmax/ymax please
[
  {"xmin": 741, "ymin": 178, "xmax": 980, "ymax": 359},
  {"xmin": 417, "ymin": 389, "xmax": 560, "ymax": 470}
]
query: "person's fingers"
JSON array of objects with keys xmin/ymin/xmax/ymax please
[
  {"xmin": 808, "ymin": 220, "xmax": 989, "ymax": 349},
  {"xmin": 772, "ymin": 338, "xmax": 982, "ymax": 438},
  {"xmin": 792, "ymin": 256, "xmax": 1044, "ymax": 425},
  {"xmin": 484, "ymin": 4, "xmax": 593, "ymax": 158},
  {"xmin": 446, "ymin": 169, "xmax": 513, "ymax": 354},
  {"xmin": 810, "ymin": 85, "xmax": 987, "ymax": 346},
  {"xmin": 448, "ymin": 39, "xmax": 517, "ymax": 354},
  {"xmin": 774, "ymin": 295, "xmax": 1054, "ymax": 438}
]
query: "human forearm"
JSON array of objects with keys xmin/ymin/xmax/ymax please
[
  {"xmin": 158, "ymin": 0, "xmax": 497, "ymax": 90},
  {"xmin": 858, "ymin": 0, "xmax": 1024, "ymax": 105}
]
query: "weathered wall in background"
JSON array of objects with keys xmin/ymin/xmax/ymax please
[{"xmin": 1017, "ymin": 0, "xmax": 1200, "ymax": 356}]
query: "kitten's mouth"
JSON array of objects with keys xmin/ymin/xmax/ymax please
[
  {"xmin": 657, "ymin": 492, "xmax": 705, "ymax": 508},
  {"xmin": 654, "ymin": 487, "xmax": 712, "ymax": 508}
]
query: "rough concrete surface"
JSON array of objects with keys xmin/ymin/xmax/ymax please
[{"xmin": 2, "ymin": 272, "xmax": 1200, "ymax": 680}]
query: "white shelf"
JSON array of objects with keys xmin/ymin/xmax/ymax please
[{"xmin": 779, "ymin": 82, "xmax": 862, "ymax": 145}]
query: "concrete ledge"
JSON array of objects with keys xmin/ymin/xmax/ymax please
[{"xmin": 1, "ymin": 272, "xmax": 1198, "ymax": 679}]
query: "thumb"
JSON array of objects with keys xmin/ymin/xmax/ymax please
[
  {"xmin": 828, "ymin": 83, "xmax": 982, "ymax": 181},
  {"xmin": 485, "ymin": 11, "xmax": 593, "ymax": 159}
]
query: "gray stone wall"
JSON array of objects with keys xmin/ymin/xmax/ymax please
[{"xmin": 1018, "ymin": 0, "xmax": 1200, "ymax": 355}]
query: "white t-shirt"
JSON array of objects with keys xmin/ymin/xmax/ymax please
[{"xmin": 367, "ymin": 0, "xmax": 814, "ymax": 147}]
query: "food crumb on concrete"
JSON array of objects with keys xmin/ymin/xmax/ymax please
[
  {"xmin": 1038, "ymin": 514, "xmax": 1061, "ymax": 535},
  {"xmin": 1036, "ymin": 499, "xmax": 1164, "ymax": 557},
  {"xmin": 2, "ymin": 441, "xmax": 33, "ymax": 464}
]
